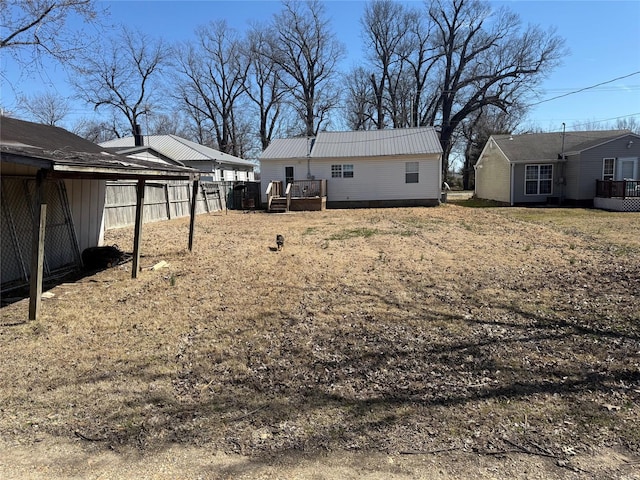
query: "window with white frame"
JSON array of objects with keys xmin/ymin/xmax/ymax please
[
  {"xmin": 405, "ymin": 162, "xmax": 419, "ymax": 183},
  {"xmin": 525, "ymin": 164, "xmax": 553, "ymax": 195},
  {"xmin": 331, "ymin": 164, "xmax": 354, "ymax": 178},
  {"xmin": 603, "ymin": 158, "xmax": 615, "ymax": 181}
]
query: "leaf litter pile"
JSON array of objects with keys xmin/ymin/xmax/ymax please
[{"xmin": 1, "ymin": 204, "xmax": 639, "ymax": 475}]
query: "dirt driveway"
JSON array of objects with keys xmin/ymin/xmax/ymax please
[{"xmin": 2, "ymin": 435, "xmax": 638, "ymax": 479}]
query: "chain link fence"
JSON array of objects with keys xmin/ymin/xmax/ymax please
[{"xmin": 1, "ymin": 177, "xmax": 81, "ymax": 293}]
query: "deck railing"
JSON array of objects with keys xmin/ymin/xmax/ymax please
[
  {"xmin": 285, "ymin": 182, "xmax": 292, "ymax": 211},
  {"xmin": 288, "ymin": 179, "xmax": 327, "ymax": 198},
  {"xmin": 596, "ymin": 180, "xmax": 640, "ymax": 198},
  {"xmin": 266, "ymin": 181, "xmax": 283, "ymax": 210}
]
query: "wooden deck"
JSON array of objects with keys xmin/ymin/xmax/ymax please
[
  {"xmin": 266, "ymin": 180, "xmax": 327, "ymax": 213},
  {"xmin": 596, "ymin": 180, "xmax": 640, "ymax": 199},
  {"xmin": 595, "ymin": 180, "xmax": 640, "ymax": 212}
]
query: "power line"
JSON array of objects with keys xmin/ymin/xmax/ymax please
[
  {"xmin": 570, "ymin": 112, "xmax": 640, "ymax": 128},
  {"xmin": 529, "ymin": 71, "xmax": 640, "ymax": 107}
]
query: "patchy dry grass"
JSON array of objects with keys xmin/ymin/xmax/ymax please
[{"xmin": 1, "ymin": 205, "xmax": 639, "ymax": 476}]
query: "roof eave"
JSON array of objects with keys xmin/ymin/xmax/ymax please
[
  {"xmin": 51, "ymin": 164, "xmax": 200, "ymax": 181},
  {"xmin": 2, "ymin": 150, "xmax": 200, "ymax": 181},
  {"xmin": 508, "ymin": 158, "xmax": 566, "ymax": 164}
]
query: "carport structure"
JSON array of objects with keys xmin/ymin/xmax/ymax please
[{"xmin": 1, "ymin": 117, "xmax": 200, "ymax": 320}]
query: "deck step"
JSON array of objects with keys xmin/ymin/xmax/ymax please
[{"xmin": 269, "ymin": 197, "xmax": 288, "ymax": 212}]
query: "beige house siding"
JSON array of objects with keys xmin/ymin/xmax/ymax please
[{"xmin": 475, "ymin": 144, "xmax": 511, "ymax": 203}]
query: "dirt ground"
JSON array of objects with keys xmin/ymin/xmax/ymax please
[{"xmin": 1, "ymin": 203, "xmax": 639, "ymax": 479}]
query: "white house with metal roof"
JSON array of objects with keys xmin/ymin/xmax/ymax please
[
  {"xmin": 260, "ymin": 127, "xmax": 443, "ymax": 208},
  {"xmin": 475, "ymin": 130, "xmax": 640, "ymax": 210},
  {"xmin": 101, "ymin": 134, "xmax": 256, "ymax": 182}
]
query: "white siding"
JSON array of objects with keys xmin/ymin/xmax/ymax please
[
  {"xmin": 64, "ymin": 178, "xmax": 106, "ymax": 251},
  {"xmin": 260, "ymin": 155, "xmax": 440, "ymax": 203},
  {"xmin": 314, "ymin": 156, "xmax": 440, "ymax": 201},
  {"xmin": 260, "ymin": 158, "xmax": 306, "ymax": 203}
]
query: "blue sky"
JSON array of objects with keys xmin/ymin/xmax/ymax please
[{"xmin": 2, "ymin": 0, "xmax": 639, "ymax": 133}]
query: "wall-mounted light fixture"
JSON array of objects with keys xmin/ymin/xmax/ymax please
[{"xmin": 628, "ymin": 140, "xmax": 634, "ymax": 148}]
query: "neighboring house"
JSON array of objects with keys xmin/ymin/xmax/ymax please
[
  {"xmin": 1, "ymin": 116, "xmax": 199, "ymax": 297},
  {"xmin": 100, "ymin": 134, "xmax": 256, "ymax": 182},
  {"xmin": 475, "ymin": 130, "xmax": 640, "ymax": 209},
  {"xmin": 260, "ymin": 127, "xmax": 443, "ymax": 209}
]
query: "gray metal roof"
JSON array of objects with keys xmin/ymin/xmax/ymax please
[
  {"xmin": 313, "ymin": 127, "xmax": 442, "ymax": 157},
  {"xmin": 260, "ymin": 137, "xmax": 313, "ymax": 159},
  {"xmin": 101, "ymin": 135, "xmax": 255, "ymax": 167},
  {"xmin": 260, "ymin": 127, "xmax": 442, "ymax": 160},
  {"xmin": 492, "ymin": 130, "xmax": 634, "ymax": 163}
]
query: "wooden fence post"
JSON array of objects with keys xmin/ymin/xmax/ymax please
[
  {"xmin": 132, "ymin": 179, "xmax": 146, "ymax": 278},
  {"xmin": 188, "ymin": 179, "xmax": 199, "ymax": 252},
  {"xmin": 29, "ymin": 170, "xmax": 47, "ymax": 320}
]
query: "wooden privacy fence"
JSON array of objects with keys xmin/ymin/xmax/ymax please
[{"xmin": 104, "ymin": 180, "xmax": 229, "ymax": 230}]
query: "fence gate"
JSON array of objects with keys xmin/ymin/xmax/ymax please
[{"xmin": 1, "ymin": 177, "xmax": 82, "ymax": 293}]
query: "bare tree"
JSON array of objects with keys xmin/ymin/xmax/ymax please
[
  {"xmin": 614, "ymin": 116, "xmax": 640, "ymax": 134},
  {"xmin": 403, "ymin": 8, "xmax": 440, "ymax": 128},
  {"xmin": 460, "ymin": 104, "xmax": 525, "ymax": 189},
  {"xmin": 427, "ymin": 0, "xmax": 566, "ymax": 179},
  {"xmin": 361, "ymin": 0, "xmax": 412, "ymax": 129},
  {"xmin": 72, "ymin": 26, "xmax": 169, "ymax": 137},
  {"xmin": 145, "ymin": 112, "xmax": 195, "ymax": 138},
  {"xmin": 246, "ymin": 24, "xmax": 289, "ymax": 151},
  {"xmin": 174, "ymin": 20, "xmax": 251, "ymax": 156},
  {"xmin": 269, "ymin": 0, "xmax": 345, "ymax": 137},
  {"xmin": 72, "ymin": 115, "xmax": 121, "ymax": 143},
  {"xmin": 0, "ymin": 0, "xmax": 100, "ymax": 68},
  {"xmin": 17, "ymin": 91, "xmax": 70, "ymax": 125},
  {"xmin": 344, "ymin": 66, "xmax": 376, "ymax": 130},
  {"xmin": 346, "ymin": 1, "xmax": 440, "ymax": 132},
  {"xmin": 571, "ymin": 116, "xmax": 640, "ymax": 134},
  {"xmin": 179, "ymin": 97, "xmax": 218, "ymax": 148}
]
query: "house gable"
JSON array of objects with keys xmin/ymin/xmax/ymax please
[{"xmin": 475, "ymin": 137, "xmax": 512, "ymax": 203}]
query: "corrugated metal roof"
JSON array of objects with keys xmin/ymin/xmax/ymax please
[
  {"xmin": 260, "ymin": 137, "xmax": 312, "ymax": 159},
  {"xmin": 492, "ymin": 130, "xmax": 632, "ymax": 162},
  {"xmin": 260, "ymin": 128, "xmax": 442, "ymax": 161},
  {"xmin": 100, "ymin": 135, "xmax": 254, "ymax": 167},
  {"xmin": 313, "ymin": 127, "xmax": 442, "ymax": 157}
]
